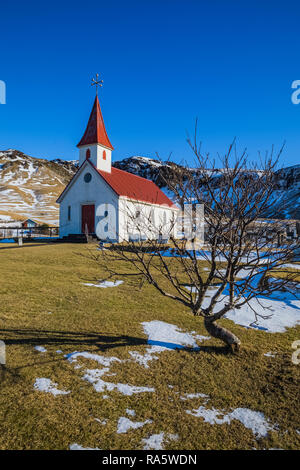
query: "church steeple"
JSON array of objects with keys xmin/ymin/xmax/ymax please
[
  {"xmin": 77, "ymin": 75, "xmax": 113, "ymax": 173},
  {"xmin": 77, "ymin": 95, "xmax": 114, "ymax": 150}
]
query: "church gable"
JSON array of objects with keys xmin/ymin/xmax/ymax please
[{"xmin": 56, "ymin": 160, "xmax": 117, "ymax": 204}]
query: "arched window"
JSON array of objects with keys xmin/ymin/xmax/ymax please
[
  {"xmin": 103, "ymin": 150, "xmax": 106, "ymax": 160},
  {"xmin": 86, "ymin": 149, "xmax": 91, "ymax": 159}
]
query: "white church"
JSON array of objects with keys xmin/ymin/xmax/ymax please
[{"xmin": 57, "ymin": 90, "xmax": 178, "ymax": 242}]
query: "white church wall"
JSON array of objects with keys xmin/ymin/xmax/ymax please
[
  {"xmin": 118, "ymin": 197, "xmax": 178, "ymax": 242},
  {"xmin": 59, "ymin": 162, "xmax": 118, "ymax": 239}
]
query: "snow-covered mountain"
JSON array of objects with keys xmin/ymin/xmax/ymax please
[
  {"xmin": 0, "ymin": 149, "xmax": 78, "ymax": 225},
  {"xmin": 114, "ymin": 156, "xmax": 300, "ymax": 220},
  {"xmin": 0, "ymin": 151, "xmax": 299, "ymax": 224},
  {"xmin": 269, "ymin": 164, "xmax": 300, "ymax": 219}
]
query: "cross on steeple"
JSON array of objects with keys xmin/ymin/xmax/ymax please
[{"xmin": 91, "ymin": 73, "xmax": 103, "ymax": 96}]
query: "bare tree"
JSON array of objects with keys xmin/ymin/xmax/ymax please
[{"xmin": 90, "ymin": 136, "xmax": 299, "ymax": 352}]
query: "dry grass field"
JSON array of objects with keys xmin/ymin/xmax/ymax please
[{"xmin": 0, "ymin": 242, "xmax": 299, "ymax": 450}]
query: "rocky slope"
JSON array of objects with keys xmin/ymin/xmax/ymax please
[
  {"xmin": 0, "ymin": 149, "xmax": 77, "ymax": 225},
  {"xmin": 0, "ymin": 150, "xmax": 299, "ymax": 224},
  {"xmin": 114, "ymin": 156, "xmax": 300, "ymax": 220}
]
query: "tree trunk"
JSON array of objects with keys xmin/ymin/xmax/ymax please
[{"xmin": 204, "ymin": 317, "xmax": 241, "ymax": 352}]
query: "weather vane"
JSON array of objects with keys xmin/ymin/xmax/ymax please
[{"xmin": 91, "ymin": 73, "xmax": 103, "ymax": 95}]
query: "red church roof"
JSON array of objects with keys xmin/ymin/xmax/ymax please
[
  {"xmin": 77, "ymin": 95, "xmax": 114, "ymax": 150},
  {"xmin": 57, "ymin": 160, "xmax": 176, "ymax": 208},
  {"xmin": 96, "ymin": 165, "xmax": 175, "ymax": 208}
]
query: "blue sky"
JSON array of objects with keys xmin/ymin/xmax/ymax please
[{"xmin": 0, "ymin": 0, "xmax": 300, "ymax": 167}]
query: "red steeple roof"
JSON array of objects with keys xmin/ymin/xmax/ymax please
[{"xmin": 77, "ymin": 95, "xmax": 114, "ymax": 150}]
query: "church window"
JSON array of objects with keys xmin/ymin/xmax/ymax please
[
  {"xmin": 68, "ymin": 205, "xmax": 71, "ymax": 221},
  {"xmin": 84, "ymin": 172, "xmax": 92, "ymax": 183},
  {"xmin": 86, "ymin": 148, "xmax": 91, "ymax": 159},
  {"xmin": 103, "ymin": 150, "xmax": 106, "ymax": 160}
]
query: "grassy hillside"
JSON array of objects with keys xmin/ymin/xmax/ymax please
[
  {"xmin": 0, "ymin": 242, "xmax": 299, "ymax": 450},
  {"xmin": 0, "ymin": 150, "xmax": 76, "ymax": 224}
]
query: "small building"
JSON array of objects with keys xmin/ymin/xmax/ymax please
[
  {"xmin": 21, "ymin": 219, "xmax": 38, "ymax": 228},
  {"xmin": 57, "ymin": 92, "xmax": 178, "ymax": 242}
]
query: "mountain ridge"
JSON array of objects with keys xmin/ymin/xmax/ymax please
[{"xmin": 0, "ymin": 150, "xmax": 299, "ymax": 224}]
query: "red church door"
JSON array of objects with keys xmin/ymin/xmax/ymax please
[{"xmin": 81, "ymin": 204, "xmax": 95, "ymax": 234}]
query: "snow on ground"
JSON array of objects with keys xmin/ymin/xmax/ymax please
[
  {"xmin": 180, "ymin": 392, "xmax": 210, "ymax": 402},
  {"xmin": 117, "ymin": 417, "xmax": 152, "ymax": 434},
  {"xmin": 185, "ymin": 282, "xmax": 300, "ymax": 333},
  {"xmin": 129, "ymin": 321, "xmax": 210, "ymax": 368},
  {"xmin": 264, "ymin": 352, "xmax": 276, "ymax": 358},
  {"xmin": 34, "ymin": 346, "xmax": 47, "ymax": 353},
  {"xmin": 70, "ymin": 443, "xmax": 101, "ymax": 450},
  {"xmin": 141, "ymin": 433, "xmax": 179, "ymax": 450},
  {"xmin": 94, "ymin": 418, "xmax": 107, "ymax": 425},
  {"xmin": 64, "ymin": 322, "xmax": 209, "ymax": 397},
  {"xmin": 65, "ymin": 351, "xmax": 121, "ymax": 367},
  {"xmin": 280, "ymin": 264, "xmax": 300, "ymax": 270},
  {"xmin": 224, "ymin": 294, "xmax": 300, "ymax": 333},
  {"xmin": 186, "ymin": 405, "xmax": 274, "ymax": 438},
  {"xmin": 0, "ymin": 215, "xmax": 13, "ymax": 222},
  {"xmin": 82, "ymin": 368, "xmax": 155, "ymax": 396},
  {"xmin": 34, "ymin": 378, "xmax": 70, "ymax": 396},
  {"xmin": 126, "ymin": 409, "xmax": 136, "ymax": 417},
  {"xmin": 155, "ymin": 248, "xmax": 274, "ymax": 265},
  {"xmin": 82, "ymin": 280, "xmax": 123, "ymax": 288}
]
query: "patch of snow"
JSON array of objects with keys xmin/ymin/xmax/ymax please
[
  {"xmin": 189, "ymin": 331, "xmax": 211, "ymax": 342},
  {"xmin": 142, "ymin": 433, "xmax": 165, "ymax": 450},
  {"xmin": 0, "ymin": 214, "xmax": 12, "ymax": 221},
  {"xmin": 129, "ymin": 347, "xmax": 161, "ymax": 368},
  {"xmin": 130, "ymin": 321, "xmax": 210, "ymax": 368},
  {"xmin": 94, "ymin": 418, "xmax": 107, "ymax": 425},
  {"xmin": 187, "ymin": 405, "xmax": 230, "ymax": 425},
  {"xmin": 70, "ymin": 443, "xmax": 101, "ymax": 450},
  {"xmin": 34, "ymin": 346, "xmax": 47, "ymax": 353},
  {"xmin": 56, "ymin": 350, "xmax": 63, "ymax": 354},
  {"xmin": 117, "ymin": 417, "xmax": 152, "ymax": 434},
  {"xmin": 126, "ymin": 409, "xmax": 136, "ymax": 417},
  {"xmin": 264, "ymin": 352, "xmax": 276, "ymax": 358},
  {"xmin": 225, "ymin": 295, "xmax": 300, "ymax": 333},
  {"xmin": 195, "ymin": 281, "xmax": 300, "ymax": 333},
  {"xmin": 141, "ymin": 432, "xmax": 178, "ymax": 450},
  {"xmin": 280, "ymin": 264, "xmax": 300, "ymax": 270},
  {"xmin": 186, "ymin": 406, "xmax": 274, "ymax": 438},
  {"xmin": 34, "ymin": 378, "xmax": 70, "ymax": 396},
  {"xmin": 230, "ymin": 408, "xmax": 275, "ymax": 438},
  {"xmin": 82, "ymin": 368, "xmax": 155, "ymax": 396},
  {"xmin": 65, "ymin": 351, "xmax": 121, "ymax": 366},
  {"xmin": 180, "ymin": 392, "xmax": 210, "ymax": 402},
  {"xmin": 82, "ymin": 280, "xmax": 123, "ymax": 288}
]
